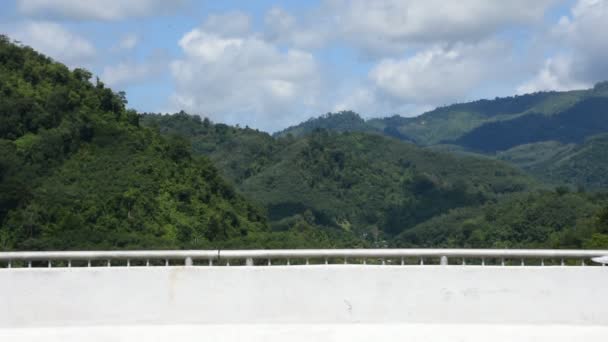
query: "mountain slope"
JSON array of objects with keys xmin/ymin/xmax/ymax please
[
  {"xmin": 393, "ymin": 190, "xmax": 608, "ymax": 249},
  {"xmin": 498, "ymin": 133, "xmax": 608, "ymax": 189},
  {"xmin": 0, "ymin": 36, "xmax": 267, "ymax": 250},
  {"xmin": 274, "ymin": 111, "xmax": 380, "ymax": 138},
  {"xmin": 143, "ymin": 113, "xmax": 535, "ymax": 242}
]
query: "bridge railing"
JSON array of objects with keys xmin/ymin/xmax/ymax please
[{"xmin": 1, "ymin": 249, "xmax": 607, "ymax": 268}]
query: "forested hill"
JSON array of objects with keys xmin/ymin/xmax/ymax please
[
  {"xmin": 277, "ymin": 84, "xmax": 608, "ymax": 149},
  {"xmin": 0, "ymin": 36, "xmax": 267, "ymax": 250},
  {"xmin": 143, "ymin": 112, "xmax": 535, "ymax": 242},
  {"xmin": 271, "ymin": 85, "xmax": 608, "ymax": 190},
  {"xmin": 2, "ymin": 36, "xmax": 608, "ymax": 251},
  {"xmin": 274, "ymin": 111, "xmax": 380, "ymax": 138}
]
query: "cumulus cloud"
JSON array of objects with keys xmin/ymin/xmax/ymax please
[
  {"xmin": 266, "ymin": 0, "xmax": 555, "ymax": 55},
  {"xmin": 169, "ymin": 13, "xmax": 323, "ymax": 131},
  {"xmin": 17, "ymin": 0, "xmax": 184, "ymax": 21},
  {"xmin": 7, "ymin": 21, "xmax": 95, "ymax": 66},
  {"xmin": 518, "ymin": 0, "xmax": 608, "ymax": 93},
  {"xmin": 516, "ymin": 56, "xmax": 589, "ymax": 94},
  {"xmin": 369, "ymin": 41, "xmax": 511, "ymax": 105},
  {"xmin": 101, "ymin": 54, "xmax": 167, "ymax": 88}
]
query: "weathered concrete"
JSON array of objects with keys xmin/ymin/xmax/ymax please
[{"xmin": 0, "ymin": 265, "xmax": 607, "ymax": 341}]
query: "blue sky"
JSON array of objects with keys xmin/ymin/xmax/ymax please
[{"xmin": 2, "ymin": 0, "xmax": 608, "ymax": 132}]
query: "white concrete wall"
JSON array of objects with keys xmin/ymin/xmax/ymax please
[{"xmin": 1, "ymin": 265, "xmax": 607, "ymax": 328}]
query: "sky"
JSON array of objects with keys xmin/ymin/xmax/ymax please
[{"xmin": 2, "ymin": 0, "xmax": 608, "ymax": 132}]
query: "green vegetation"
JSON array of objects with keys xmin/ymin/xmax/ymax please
[
  {"xmin": 498, "ymin": 134, "xmax": 608, "ymax": 189},
  {"xmin": 393, "ymin": 190, "xmax": 608, "ymax": 249},
  {"xmin": 0, "ymin": 36, "xmax": 267, "ymax": 250},
  {"xmin": 274, "ymin": 111, "xmax": 379, "ymax": 138},
  {"xmin": 2, "ymin": 36, "xmax": 608, "ymax": 251},
  {"xmin": 144, "ymin": 113, "xmax": 535, "ymax": 244}
]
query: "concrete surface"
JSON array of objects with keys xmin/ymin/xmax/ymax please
[{"xmin": 0, "ymin": 265, "xmax": 607, "ymax": 341}]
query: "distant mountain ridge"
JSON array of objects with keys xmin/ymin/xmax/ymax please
[
  {"xmin": 273, "ymin": 83, "xmax": 608, "ymax": 189},
  {"xmin": 277, "ymin": 83, "xmax": 608, "ymax": 148}
]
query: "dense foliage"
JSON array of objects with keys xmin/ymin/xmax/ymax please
[
  {"xmin": 394, "ymin": 190, "xmax": 608, "ymax": 249},
  {"xmin": 498, "ymin": 133, "xmax": 608, "ymax": 189},
  {"xmin": 0, "ymin": 36, "xmax": 267, "ymax": 250},
  {"xmin": 453, "ymin": 98, "xmax": 608, "ymax": 152},
  {"xmin": 143, "ymin": 113, "xmax": 534, "ymax": 245},
  {"xmin": 3, "ymin": 36, "xmax": 608, "ymax": 251},
  {"xmin": 275, "ymin": 111, "xmax": 378, "ymax": 138}
]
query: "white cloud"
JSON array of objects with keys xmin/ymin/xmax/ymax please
[
  {"xmin": 117, "ymin": 33, "xmax": 139, "ymax": 50},
  {"xmin": 267, "ymin": 0, "xmax": 556, "ymax": 56},
  {"xmin": 369, "ymin": 41, "xmax": 510, "ymax": 105},
  {"xmin": 169, "ymin": 15, "xmax": 323, "ymax": 132},
  {"xmin": 516, "ymin": 56, "xmax": 589, "ymax": 94},
  {"xmin": 17, "ymin": 0, "xmax": 184, "ymax": 21},
  {"xmin": 101, "ymin": 56, "xmax": 166, "ymax": 88},
  {"xmin": 517, "ymin": 0, "xmax": 608, "ymax": 93},
  {"xmin": 202, "ymin": 11, "xmax": 251, "ymax": 38},
  {"xmin": 8, "ymin": 21, "xmax": 95, "ymax": 66},
  {"xmin": 264, "ymin": 7, "xmax": 327, "ymax": 49}
]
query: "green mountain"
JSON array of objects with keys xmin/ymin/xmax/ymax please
[
  {"xmin": 0, "ymin": 35, "xmax": 267, "ymax": 250},
  {"xmin": 393, "ymin": 190, "xmax": 608, "ymax": 249},
  {"xmin": 497, "ymin": 133, "xmax": 608, "ymax": 189},
  {"xmin": 273, "ymin": 84, "xmax": 608, "ymax": 190},
  {"xmin": 143, "ymin": 112, "xmax": 535, "ymax": 243},
  {"xmin": 3, "ymin": 36, "xmax": 608, "ymax": 251},
  {"xmin": 274, "ymin": 111, "xmax": 381, "ymax": 138}
]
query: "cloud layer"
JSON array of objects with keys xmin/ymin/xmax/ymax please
[
  {"xmin": 6, "ymin": 0, "xmax": 608, "ymax": 132},
  {"xmin": 169, "ymin": 13, "xmax": 323, "ymax": 131},
  {"xmin": 17, "ymin": 0, "xmax": 184, "ymax": 21}
]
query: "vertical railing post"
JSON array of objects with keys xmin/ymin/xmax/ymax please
[
  {"xmin": 185, "ymin": 257, "xmax": 193, "ymax": 266},
  {"xmin": 440, "ymin": 256, "xmax": 448, "ymax": 266},
  {"xmin": 246, "ymin": 258, "xmax": 254, "ymax": 266}
]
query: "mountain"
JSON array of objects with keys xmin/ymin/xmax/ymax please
[
  {"xmin": 497, "ymin": 133, "xmax": 608, "ymax": 189},
  {"xmin": 274, "ymin": 111, "xmax": 380, "ymax": 138},
  {"xmin": 143, "ymin": 113, "xmax": 535, "ymax": 243},
  {"xmin": 3, "ymin": 35, "xmax": 608, "ymax": 251},
  {"xmin": 273, "ymin": 84, "xmax": 608, "ymax": 190},
  {"xmin": 0, "ymin": 35, "xmax": 268, "ymax": 250},
  {"xmin": 393, "ymin": 190, "xmax": 608, "ymax": 249}
]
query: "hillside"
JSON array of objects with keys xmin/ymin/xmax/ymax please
[
  {"xmin": 272, "ymin": 84, "xmax": 608, "ymax": 190},
  {"xmin": 497, "ymin": 133, "xmax": 608, "ymax": 189},
  {"xmin": 3, "ymin": 35, "xmax": 608, "ymax": 251},
  {"xmin": 0, "ymin": 36, "xmax": 268, "ymax": 250},
  {"xmin": 274, "ymin": 111, "xmax": 380, "ymax": 138},
  {"xmin": 143, "ymin": 113, "xmax": 535, "ymax": 243},
  {"xmin": 393, "ymin": 190, "xmax": 608, "ymax": 249}
]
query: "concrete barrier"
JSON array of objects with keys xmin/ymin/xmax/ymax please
[{"xmin": 1, "ymin": 265, "xmax": 607, "ymax": 341}]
